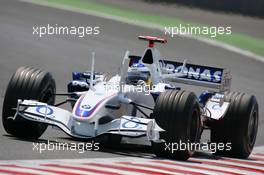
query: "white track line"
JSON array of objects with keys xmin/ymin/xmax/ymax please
[
  {"xmin": 148, "ymin": 159, "xmax": 251, "ymax": 175},
  {"xmin": 0, "ymin": 165, "xmax": 59, "ymax": 175},
  {"xmin": 85, "ymin": 162, "xmax": 180, "ymax": 175},
  {"xmin": 1, "ymin": 148, "xmax": 263, "ymax": 175},
  {"xmin": 1, "ymin": 153, "xmax": 264, "ymax": 175},
  {"xmin": 19, "ymin": 0, "xmax": 264, "ymax": 62},
  {"xmin": 41, "ymin": 163, "xmax": 145, "ymax": 175},
  {"xmin": 117, "ymin": 160, "xmax": 225, "ymax": 175}
]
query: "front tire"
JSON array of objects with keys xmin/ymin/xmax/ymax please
[
  {"xmin": 211, "ymin": 91, "xmax": 258, "ymax": 158},
  {"xmin": 2, "ymin": 66, "xmax": 56, "ymax": 139},
  {"xmin": 152, "ymin": 90, "xmax": 201, "ymax": 160}
]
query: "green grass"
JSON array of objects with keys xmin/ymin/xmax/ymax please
[{"xmin": 40, "ymin": 0, "xmax": 264, "ymax": 56}]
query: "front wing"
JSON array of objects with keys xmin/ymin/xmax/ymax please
[{"xmin": 13, "ymin": 100, "xmax": 163, "ymax": 141}]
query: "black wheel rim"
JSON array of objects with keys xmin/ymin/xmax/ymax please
[
  {"xmin": 190, "ymin": 108, "xmax": 200, "ymax": 143},
  {"xmin": 248, "ymin": 108, "xmax": 258, "ymax": 147},
  {"xmin": 40, "ymin": 86, "xmax": 54, "ymax": 105}
]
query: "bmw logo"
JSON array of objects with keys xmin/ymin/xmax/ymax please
[
  {"xmin": 212, "ymin": 104, "xmax": 221, "ymax": 110},
  {"xmin": 81, "ymin": 104, "xmax": 91, "ymax": 109}
]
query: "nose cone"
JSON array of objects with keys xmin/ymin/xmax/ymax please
[{"xmin": 72, "ymin": 89, "xmax": 118, "ymax": 121}]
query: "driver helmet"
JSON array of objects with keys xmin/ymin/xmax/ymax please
[{"xmin": 126, "ymin": 63, "xmax": 152, "ymax": 86}]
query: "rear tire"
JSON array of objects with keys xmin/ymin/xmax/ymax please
[
  {"xmin": 211, "ymin": 91, "xmax": 258, "ymax": 158},
  {"xmin": 2, "ymin": 66, "xmax": 56, "ymax": 139},
  {"xmin": 152, "ymin": 90, "xmax": 201, "ymax": 160}
]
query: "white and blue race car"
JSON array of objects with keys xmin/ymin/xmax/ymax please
[{"xmin": 2, "ymin": 36, "xmax": 258, "ymax": 160}]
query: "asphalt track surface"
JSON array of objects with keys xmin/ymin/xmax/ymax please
[{"xmin": 0, "ymin": 0, "xmax": 263, "ymax": 161}]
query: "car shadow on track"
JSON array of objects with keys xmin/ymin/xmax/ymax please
[
  {"xmin": 4, "ymin": 134, "xmax": 260, "ymax": 163},
  {"xmin": 57, "ymin": 136, "xmax": 220, "ymax": 161}
]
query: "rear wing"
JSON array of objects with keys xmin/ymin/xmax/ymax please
[{"xmin": 160, "ymin": 60, "xmax": 232, "ymax": 92}]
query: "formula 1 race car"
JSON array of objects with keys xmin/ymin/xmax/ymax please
[{"xmin": 2, "ymin": 36, "xmax": 258, "ymax": 160}]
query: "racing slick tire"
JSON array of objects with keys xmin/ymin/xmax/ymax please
[
  {"xmin": 211, "ymin": 92, "xmax": 258, "ymax": 158},
  {"xmin": 152, "ymin": 90, "xmax": 201, "ymax": 160},
  {"xmin": 2, "ymin": 66, "xmax": 56, "ymax": 139}
]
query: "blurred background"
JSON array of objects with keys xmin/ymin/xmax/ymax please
[{"xmin": 145, "ymin": 0, "xmax": 264, "ymax": 18}]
